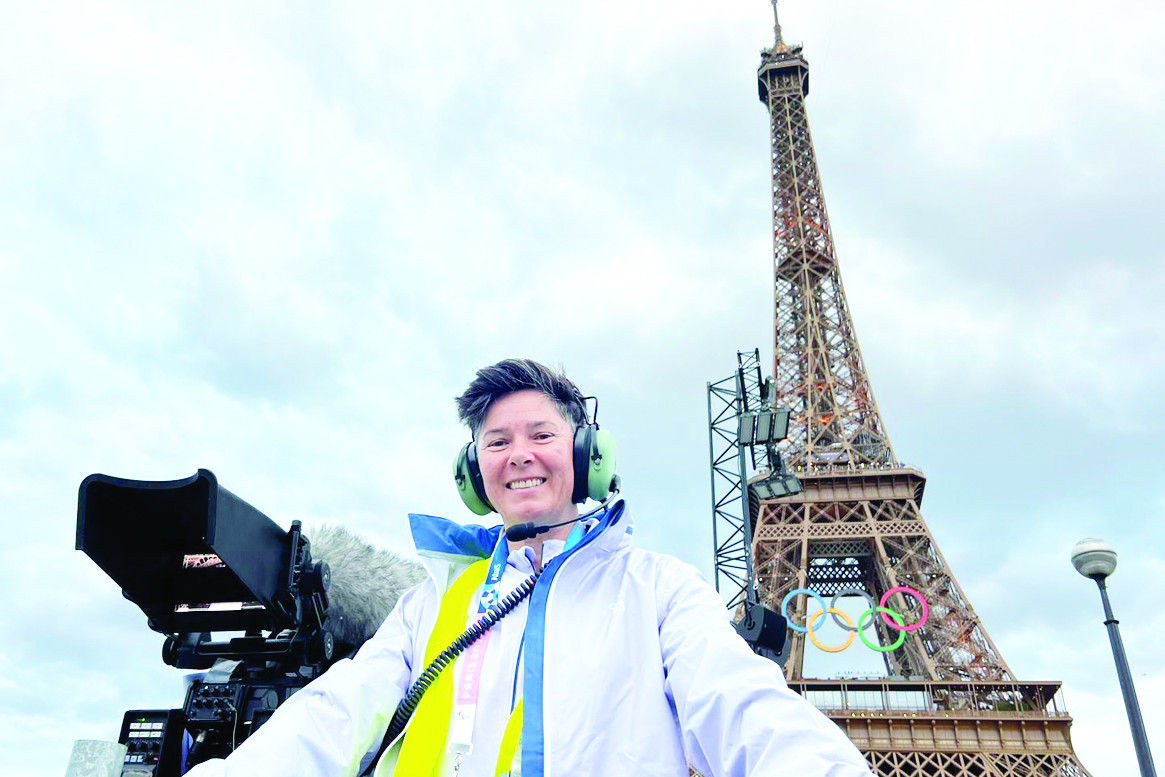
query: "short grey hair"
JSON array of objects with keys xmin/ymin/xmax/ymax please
[{"xmin": 455, "ymin": 358, "xmax": 588, "ymax": 438}]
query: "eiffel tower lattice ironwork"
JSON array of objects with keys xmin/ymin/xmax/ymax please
[{"xmin": 735, "ymin": 4, "xmax": 1093, "ymax": 775}]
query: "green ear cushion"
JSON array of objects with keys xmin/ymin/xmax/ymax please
[
  {"xmin": 453, "ymin": 443, "xmax": 493, "ymax": 516},
  {"xmin": 586, "ymin": 428, "xmax": 617, "ymax": 501}
]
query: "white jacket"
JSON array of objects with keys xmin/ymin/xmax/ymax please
[{"xmin": 185, "ymin": 499, "xmax": 873, "ymax": 777}]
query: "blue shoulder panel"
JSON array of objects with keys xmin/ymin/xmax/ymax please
[{"xmin": 407, "ymin": 513, "xmax": 502, "ymax": 558}]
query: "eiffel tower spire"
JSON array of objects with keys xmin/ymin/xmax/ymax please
[
  {"xmin": 748, "ymin": 11, "xmax": 1094, "ymax": 776},
  {"xmin": 769, "ymin": 0, "xmax": 785, "ymax": 51}
]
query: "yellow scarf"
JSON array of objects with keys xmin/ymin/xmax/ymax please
[{"xmin": 382, "ymin": 559, "xmax": 524, "ymax": 777}]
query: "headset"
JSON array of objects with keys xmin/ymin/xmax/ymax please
[{"xmin": 452, "ymin": 394, "xmax": 617, "ymax": 516}]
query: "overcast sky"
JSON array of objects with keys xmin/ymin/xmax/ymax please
[{"xmin": 2, "ymin": 1, "xmax": 1162, "ymax": 776}]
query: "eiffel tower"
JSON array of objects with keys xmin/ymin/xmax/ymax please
[{"xmin": 743, "ymin": 4, "xmax": 1093, "ymax": 775}]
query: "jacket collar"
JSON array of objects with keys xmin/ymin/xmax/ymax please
[{"xmin": 408, "ymin": 498, "xmax": 631, "ymax": 593}]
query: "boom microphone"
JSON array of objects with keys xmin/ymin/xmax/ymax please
[
  {"xmin": 503, "ymin": 478, "xmax": 623, "ymax": 543},
  {"xmin": 304, "ymin": 524, "xmax": 426, "ymax": 650},
  {"xmin": 505, "ymin": 517, "xmax": 579, "ymax": 543}
]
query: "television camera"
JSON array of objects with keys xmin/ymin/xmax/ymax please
[{"xmin": 76, "ymin": 469, "xmax": 377, "ymax": 776}]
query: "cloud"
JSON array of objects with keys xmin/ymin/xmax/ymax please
[{"xmin": 841, "ymin": 236, "xmax": 1165, "ymax": 430}]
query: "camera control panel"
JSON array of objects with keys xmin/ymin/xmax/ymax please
[
  {"xmin": 185, "ymin": 682, "xmax": 247, "ymax": 727},
  {"xmin": 117, "ymin": 709, "xmax": 183, "ymax": 777}
]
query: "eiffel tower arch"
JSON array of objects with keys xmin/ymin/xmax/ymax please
[{"xmin": 711, "ymin": 5, "xmax": 1094, "ymax": 775}]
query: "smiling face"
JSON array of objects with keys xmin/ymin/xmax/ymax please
[{"xmin": 476, "ymin": 389, "xmax": 578, "ymax": 528}]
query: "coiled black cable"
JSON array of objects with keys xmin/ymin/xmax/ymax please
[{"xmin": 360, "ymin": 570, "xmax": 539, "ymax": 776}]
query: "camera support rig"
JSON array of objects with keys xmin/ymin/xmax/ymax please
[
  {"xmin": 77, "ymin": 469, "xmax": 341, "ymax": 773},
  {"xmin": 158, "ymin": 520, "xmax": 335, "ymax": 672}
]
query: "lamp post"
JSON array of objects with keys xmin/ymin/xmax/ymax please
[{"xmin": 1070, "ymin": 538, "xmax": 1157, "ymax": 777}]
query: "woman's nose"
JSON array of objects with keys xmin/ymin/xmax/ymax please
[{"xmin": 508, "ymin": 440, "xmax": 534, "ymax": 465}]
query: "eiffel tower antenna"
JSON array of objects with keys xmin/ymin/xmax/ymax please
[
  {"xmin": 706, "ymin": 6, "xmax": 1095, "ymax": 775},
  {"xmin": 771, "ymin": 0, "xmax": 784, "ymax": 49}
]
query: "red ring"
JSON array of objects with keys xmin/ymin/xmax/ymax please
[{"xmin": 878, "ymin": 585, "xmax": 928, "ymax": 632}]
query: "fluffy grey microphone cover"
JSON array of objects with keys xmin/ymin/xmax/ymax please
[{"xmin": 303, "ymin": 524, "xmax": 426, "ymax": 649}]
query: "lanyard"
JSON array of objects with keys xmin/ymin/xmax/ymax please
[
  {"xmin": 446, "ymin": 520, "xmax": 591, "ymax": 765},
  {"xmin": 446, "ymin": 533, "xmax": 513, "ymax": 762}
]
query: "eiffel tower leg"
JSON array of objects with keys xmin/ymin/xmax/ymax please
[{"xmin": 752, "ymin": 469, "xmax": 1094, "ymax": 776}]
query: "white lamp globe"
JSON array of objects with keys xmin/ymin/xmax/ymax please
[{"xmin": 1070, "ymin": 537, "xmax": 1118, "ymax": 579}]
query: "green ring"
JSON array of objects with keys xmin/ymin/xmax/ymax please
[{"xmin": 857, "ymin": 607, "xmax": 907, "ymax": 652}]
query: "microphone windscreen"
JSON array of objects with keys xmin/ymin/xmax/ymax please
[
  {"xmin": 304, "ymin": 524, "xmax": 425, "ymax": 651},
  {"xmin": 505, "ymin": 523, "xmax": 542, "ymax": 543}
]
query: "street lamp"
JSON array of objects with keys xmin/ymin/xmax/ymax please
[{"xmin": 1070, "ymin": 538, "xmax": 1157, "ymax": 777}]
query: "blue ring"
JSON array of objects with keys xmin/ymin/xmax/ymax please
[{"xmin": 781, "ymin": 588, "xmax": 829, "ymax": 634}]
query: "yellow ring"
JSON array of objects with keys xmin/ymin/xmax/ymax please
[{"xmin": 806, "ymin": 607, "xmax": 856, "ymax": 653}]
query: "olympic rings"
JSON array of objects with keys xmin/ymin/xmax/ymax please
[
  {"xmin": 828, "ymin": 586, "xmax": 877, "ymax": 632},
  {"xmin": 781, "ymin": 588, "xmax": 828, "ymax": 634},
  {"xmin": 878, "ymin": 586, "xmax": 928, "ymax": 632},
  {"xmin": 806, "ymin": 608, "xmax": 855, "ymax": 653},
  {"xmin": 857, "ymin": 608, "xmax": 906, "ymax": 652},
  {"xmin": 780, "ymin": 585, "xmax": 929, "ymax": 652}
]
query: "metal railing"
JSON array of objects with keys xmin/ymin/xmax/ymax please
[{"xmin": 789, "ymin": 680, "xmax": 1071, "ymax": 718}]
